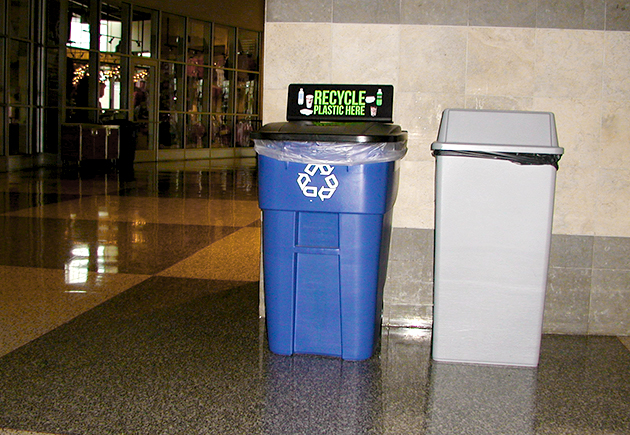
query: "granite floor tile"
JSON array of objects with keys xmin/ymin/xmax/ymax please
[
  {"xmin": 0, "ymin": 266, "xmax": 149, "ymax": 357},
  {"xmin": 2, "ymin": 160, "xmax": 630, "ymax": 435},
  {"xmin": 119, "ymin": 168, "xmax": 258, "ymax": 201},
  {"xmin": 0, "ymin": 169, "xmax": 122, "ymax": 196},
  {"xmin": 0, "ymin": 216, "xmax": 240, "ymax": 274},
  {"xmin": 0, "ymin": 430, "xmax": 61, "ymax": 435},
  {"xmin": 0, "ymin": 192, "xmax": 81, "ymax": 214},
  {"xmin": 1, "ymin": 276, "xmax": 629, "ymax": 434},
  {"xmin": 158, "ymin": 226, "xmax": 261, "ymax": 281},
  {"xmin": 3, "ymin": 196, "xmax": 261, "ymax": 227}
]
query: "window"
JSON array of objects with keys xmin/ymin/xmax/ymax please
[
  {"xmin": 100, "ymin": 3, "xmax": 125, "ymax": 53},
  {"xmin": 67, "ymin": 0, "xmax": 91, "ymax": 50},
  {"xmin": 131, "ymin": 7, "xmax": 156, "ymax": 57},
  {"xmin": 160, "ymin": 14, "xmax": 185, "ymax": 62}
]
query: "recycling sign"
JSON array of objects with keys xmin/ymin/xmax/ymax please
[
  {"xmin": 287, "ymin": 84, "xmax": 394, "ymax": 122},
  {"xmin": 297, "ymin": 164, "xmax": 339, "ymax": 201}
]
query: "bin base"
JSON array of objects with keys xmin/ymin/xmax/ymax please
[{"xmin": 263, "ymin": 209, "xmax": 392, "ymax": 361}]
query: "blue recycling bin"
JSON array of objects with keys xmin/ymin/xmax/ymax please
[{"xmin": 253, "ymin": 122, "xmax": 407, "ymax": 360}]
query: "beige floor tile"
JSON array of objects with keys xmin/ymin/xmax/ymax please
[
  {"xmin": 158, "ymin": 227, "xmax": 261, "ymax": 282},
  {"xmin": 0, "ymin": 266, "xmax": 150, "ymax": 357}
]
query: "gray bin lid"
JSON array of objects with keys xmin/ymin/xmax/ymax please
[
  {"xmin": 251, "ymin": 121, "xmax": 407, "ymax": 143},
  {"xmin": 432, "ymin": 109, "xmax": 564, "ymax": 155}
]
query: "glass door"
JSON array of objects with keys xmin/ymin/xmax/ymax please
[{"xmin": 130, "ymin": 58, "xmax": 158, "ymax": 162}]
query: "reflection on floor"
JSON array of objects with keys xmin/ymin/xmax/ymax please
[{"xmin": 1, "ymin": 160, "xmax": 629, "ymax": 435}]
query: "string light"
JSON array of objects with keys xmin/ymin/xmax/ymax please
[
  {"xmin": 72, "ymin": 65, "xmax": 121, "ymax": 86},
  {"xmin": 133, "ymin": 69, "xmax": 148, "ymax": 83},
  {"xmin": 72, "ymin": 65, "xmax": 89, "ymax": 86},
  {"xmin": 101, "ymin": 66, "xmax": 121, "ymax": 81}
]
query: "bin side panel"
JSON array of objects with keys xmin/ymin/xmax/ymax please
[
  {"xmin": 259, "ymin": 155, "xmax": 400, "ymax": 360},
  {"xmin": 339, "ymin": 213, "xmax": 385, "ymax": 360},
  {"xmin": 432, "ymin": 156, "xmax": 557, "ymax": 367},
  {"xmin": 263, "ymin": 210, "xmax": 297, "ymax": 356},
  {"xmin": 258, "ymin": 155, "xmax": 397, "ymax": 215},
  {"xmin": 294, "ymin": 253, "xmax": 342, "ymax": 356}
]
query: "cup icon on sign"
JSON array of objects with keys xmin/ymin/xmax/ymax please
[
  {"xmin": 371, "ymin": 106, "xmax": 377, "ymax": 117},
  {"xmin": 306, "ymin": 95, "xmax": 314, "ymax": 109}
]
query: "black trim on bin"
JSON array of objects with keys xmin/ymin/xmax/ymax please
[
  {"xmin": 250, "ymin": 121, "xmax": 408, "ymax": 143},
  {"xmin": 432, "ymin": 150, "xmax": 561, "ymax": 169}
]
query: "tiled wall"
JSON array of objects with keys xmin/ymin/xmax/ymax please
[
  {"xmin": 262, "ymin": 0, "xmax": 630, "ymax": 335},
  {"xmin": 384, "ymin": 229, "xmax": 630, "ymax": 335}
]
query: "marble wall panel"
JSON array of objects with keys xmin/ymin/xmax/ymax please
[
  {"xmin": 395, "ymin": 93, "xmax": 465, "ymax": 162},
  {"xmin": 605, "ymin": 1, "xmax": 630, "ymax": 31},
  {"xmin": 266, "ymin": 0, "xmax": 630, "ymax": 30},
  {"xmin": 262, "ymin": 23, "xmax": 332, "ymax": 90},
  {"xmin": 333, "ymin": 0, "xmax": 400, "ymax": 24},
  {"xmin": 398, "ymin": 25, "xmax": 467, "ymax": 95},
  {"xmin": 469, "ymin": 0, "xmax": 537, "ymax": 27},
  {"xmin": 331, "ymin": 24, "xmax": 400, "ymax": 85},
  {"xmin": 543, "ymin": 267, "xmax": 592, "ymax": 334},
  {"xmin": 466, "ymin": 27, "xmax": 536, "ymax": 97},
  {"xmin": 391, "ymin": 160, "xmax": 434, "ymax": 229},
  {"xmin": 595, "ymin": 168, "xmax": 630, "ymax": 237},
  {"xmin": 534, "ymin": 30, "xmax": 604, "ymax": 100},
  {"xmin": 601, "ymin": 101, "xmax": 630, "ymax": 170},
  {"xmin": 603, "ymin": 32, "xmax": 630, "ymax": 100},
  {"xmin": 590, "ymin": 269, "xmax": 630, "ymax": 334},
  {"xmin": 381, "ymin": 229, "xmax": 630, "ymax": 335},
  {"xmin": 536, "ymin": 0, "xmax": 605, "ymax": 30},
  {"xmin": 401, "ymin": 0, "xmax": 469, "ymax": 25},
  {"xmin": 266, "ymin": 0, "xmax": 332, "ymax": 23}
]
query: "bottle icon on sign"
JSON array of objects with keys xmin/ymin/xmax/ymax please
[
  {"xmin": 376, "ymin": 89, "xmax": 382, "ymax": 106},
  {"xmin": 298, "ymin": 88, "xmax": 305, "ymax": 105}
]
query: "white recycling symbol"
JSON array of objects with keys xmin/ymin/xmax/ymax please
[{"xmin": 297, "ymin": 164, "xmax": 339, "ymax": 201}]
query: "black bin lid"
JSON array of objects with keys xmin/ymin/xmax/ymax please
[{"xmin": 251, "ymin": 121, "xmax": 407, "ymax": 143}]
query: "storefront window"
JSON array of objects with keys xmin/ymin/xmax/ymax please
[
  {"xmin": 66, "ymin": 55, "xmax": 89, "ymax": 108},
  {"xmin": 211, "ymin": 114, "xmax": 233, "ymax": 148},
  {"xmin": 1, "ymin": 0, "xmax": 262, "ymax": 161},
  {"xmin": 188, "ymin": 19, "xmax": 210, "ymax": 66},
  {"xmin": 8, "ymin": 0, "xmax": 30, "ymax": 39},
  {"xmin": 187, "ymin": 67, "xmax": 210, "ymax": 113},
  {"xmin": 45, "ymin": 48, "xmax": 60, "ymax": 107},
  {"xmin": 8, "ymin": 40, "xmax": 30, "ymax": 106},
  {"xmin": 67, "ymin": 0, "xmax": 91, "ymax": 49},
  {"xmin": 213, "ymin": 25, "xmax": 235, "ymax": 69},
  {"xmin": 1, "ymin": 41, "xmax": 6, "ymax": 104},
  {"xmin": 159, "ymin": 112, "xmax": 182, "ymax": 149},
  {"xmin": 159, "ymin": 62, "xmax": 184, "ymax": 112},
  {"xmin": 236, "ymin": 73, "xmax": 257, "ymax": 115},
  {"xmin": 132, "ymin": 61, "xmax": 155, "ymax": 150},
  {"xmin": 187, "ymin": 113, "xmax": 209, "ymax": 149},
  {"xmin": 160, "ymin": 14, "xmax": 185, "ymax": 62},
  {"xmin": 99, "ymin": 54, "xmax": 122, "ymax": 110},
  {"xmin": 212, "ymin": 69, "xmax": 233, "ymax": 114},
  {"xmin": 237, "ymin": 29, "xmax": 259, "ymax": 72},
  {"xmin": 0, "ymin": 108, "xmax": 4, "ymax": 156},
  {"xmin": 100, "ymin": 3, "xmax": 125, "ymax": 53},
  {"xmin": 131, "ymin": 7, "xmax": 157, "ymax": 57},
  {"xmin": 235, "ymin": 116, "xmax": 259, "ymax": 148},
  {"xmin": 46, "ymin": 0, "xmax": 62, "ymax": 45},
  {"xmin": 8, "ymin": 106, "xmax": 29, "ymax": 154}
]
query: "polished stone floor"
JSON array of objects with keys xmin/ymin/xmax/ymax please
[{"xmin": 0, "ymin": 160, "xmax": 629, "ymax": 435}]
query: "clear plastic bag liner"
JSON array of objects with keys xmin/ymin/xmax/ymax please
[{"xmin": 254, "ymin": 139, "xmax": 407, "ymax": 165}]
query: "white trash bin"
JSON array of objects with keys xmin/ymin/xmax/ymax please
[{"xmin": 431, "ymin": 109, "xmax": 564, "ymax": 367}]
